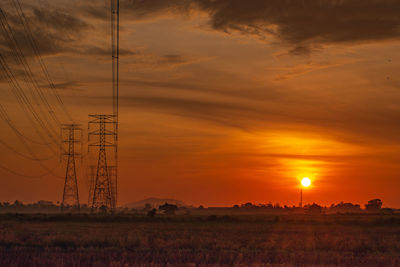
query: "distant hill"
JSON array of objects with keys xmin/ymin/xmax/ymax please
[{"xmin": 123, "ymin": 198, "xmax": 186, "ymax": 209}]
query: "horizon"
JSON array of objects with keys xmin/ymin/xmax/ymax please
[
  {"xmin": 0, "ymin": 196, "xmax": 394, "ymax": 210},
  {"xmin": 1, "ymin": 0, "xmax": 400, "ymax": 208}
]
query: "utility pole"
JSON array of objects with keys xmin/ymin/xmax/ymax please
[
  {"xmin": 88, "ymin": 115, "xmax": 116, "ymax": 210},
  {"xmin": 299, "ymin": 189, "xmax": 303, "ymax": 208},
  {"xmin": 61, "ymin": 124, "xmax": 81, "ymax": 210}
]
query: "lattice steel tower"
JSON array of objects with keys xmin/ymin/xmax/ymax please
[
  {"xmin": 88, "ymin": 0, "xmax": 119, "ymax": 210},
  {"xmin": 61, "ymin": 124, "xmax": 82, "ymax": 210},
  {"xmin": 111, "ymin": 0, "xmax": 120, "ymax": 208},
  {"xmin": 88, "ymin": 115, "xmax": 116, "ymax": 210}
]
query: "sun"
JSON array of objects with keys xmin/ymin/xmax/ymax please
[{"xmin": 301, "ymin": 177, "xmax": 311, "ymax": 187}]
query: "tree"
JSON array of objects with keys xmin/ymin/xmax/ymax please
[
  {"xmin": 147, "ymin": 208, "xmax": 156, "ymax": 217},
  {"xmin": 241, "ymin": 202, "xmax": 254, "ymax": 208},
  {"xmin": 306, "ymin": 203, "xmax": 322, "ymax": 214},
  {"xmin": 329, "ymin": 202, "xmax": 362, "ymax": 214},
  {"xmin": 365, "ymin": 199, "xmax": 382, "ymax": 212},
  {"xmin": 159, "ymin": 203, "xmax": 178, "ymax": 215},
  {"xmin": 13, "ymin": 200, "xmax": 23, "ymax": 207},
  {"xmin": 144, "ymin": 203, "xmax": 152, "ymax": 211}
]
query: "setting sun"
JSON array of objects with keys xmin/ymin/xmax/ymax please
[{"xmin": 301, "ymin": 177, "xmax": 311, "ymax": 187}]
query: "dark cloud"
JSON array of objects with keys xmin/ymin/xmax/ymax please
[
  {"xmin": 31, "ymin": 8, "xmax": 89, "ymax": 35},
  {"xmin": 122, "ymin": 0, "xmax": 194, "ymax": 19},
  {"xmin": 120, "ymin": 0, "xmax": 400, "ymax": 54},
  {"xmin": 11, "ymin": 0, "xmax": 396, "ymax": 58},
  {"xmin": 0, "ymin": 5, "xmax": 90, "ymax": 58},
  {"xmin": 196, "ymin": 0, "xmax": 400, "ymax": 41},
  {"xmin": 82, "ymin": 0, "xmax": 193, "ymax": 20}
]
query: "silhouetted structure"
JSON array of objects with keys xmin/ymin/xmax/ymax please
[
  {"xmin": 88, "ymin": 115, "xmax": 116, "ymax": 210},
  {"xmin": 61, "ymin": 124, "xmax": 81, "ymax": 210},
  {"xmin": 305, "ymin": 203, "xmax": 322, "ymax": 214},
  {"xmin": 300, "ymin": 188, "xmax": 303, "ymax": 207},
  {"xmin": 366, "ymin": 199, "xmax": 383, "ymax": 213},
  {"xmin": 111, "ymin": 0, "xmax": 120, "ymax": 208},
  {"xmin": 329, "ymin": 202, "xmax": 362, "ymax": 213},
  {"xmin": 159, "ymin": 203, "xmax": 178, "ymax": 215},
  {"xmin": 87, "ymin": 0, "xmax": 120, "ymax": 211},
  {"xmin": 147, "ymin": 208, "xmax": 157, "ymax": 217}
]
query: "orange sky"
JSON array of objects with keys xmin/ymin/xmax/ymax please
[{"xmin": 1, "ymin": 0, "xmax": 400, "ymax": 207}]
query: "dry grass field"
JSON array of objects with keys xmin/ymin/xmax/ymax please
[{"xmin": 0, "ymin": 214, "xmax": 399, "ymax": 266}]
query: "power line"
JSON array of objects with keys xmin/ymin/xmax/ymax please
[
  {"xmin": 0, "ymin": 52, "xmax": 60, "ymax": 148},
  {"xmin": 10, "ymin": 0, "xmax": 74, "ymax": 123},
  {"xmin": 0, "ymin": 161, "xmax": 61, "ymax": 179},
  {"xmin": 0, "ymin": 103, "xmax": 52, "ymax": 146},
  {"xmin": 0, "ymin": 4, "xmax": 76, "ymax": 182},
  {"xmin": 0, "ymin": 139, "xmax": 53, "ymax": 161},
  {"xmin": 1, "ymin": 4, "xmax": 61, "ymax": 128},
  {"xmin": 0, "ymin": 8, "xmax": 61, "ymax": 140},
  {"xmin": 0, "ymin": 104, "xmax": 63, "ymax": 178}
]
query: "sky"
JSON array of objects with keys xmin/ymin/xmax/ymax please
[{"xmin": 0, "ymin": 0, "xmax": 400, "ymax": 207}]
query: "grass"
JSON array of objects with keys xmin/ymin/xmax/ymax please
[{"xmin": 0, "ymin": 213, "xmax": 399, "ymax": 266}]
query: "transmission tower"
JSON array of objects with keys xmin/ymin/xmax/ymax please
[
  {"xmin": 88, "ymin": 115, "xmax": 116, "ymax": 210},
  {"xmin": 87, "ymin": 0, "xmax": 119, "ymax": 211},
  {"xmin": 61, "ymin": 124, "xmax": 82, "ymax": 210},
  {"xmin": 111, "ymin": 0, "xmax": 120, "ymax": 207}
]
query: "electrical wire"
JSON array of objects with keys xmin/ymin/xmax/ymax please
[
  {"xmin": 0, "ymin": 54, "xmax": 59, "ymax": 151},
  {"xmin": 0, "ymin": 8, "xmax": 60, "ymax": 140},
  {"xmin": 10, "ymin": 0, "xmax": 74, "ymax": 123},
  {"xmin": 0, "ymin": 104, "xmax": 63, "ymax": 178},
  {"xmin": 0, "ymin": 139, "xmax": 53, "ymax": 161},
  {"xmin": 0, "ymin": 161, "xmax": 61, "ymax": 179}
]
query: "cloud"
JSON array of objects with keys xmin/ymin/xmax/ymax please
[
  {"xmin": 91, "ymin": 79, "xmax": 400, "ymax": 147},
  {"xmin": 120, "ymin": 95, "xmax": 256, "ymax": 129},
  {"xmin": 41, "ymin": 81, "xmax": 84, "ymax": 92},
  {"xmin": 158, "ymin": 55, "xmax": 187, "ymax": 65},
  {"xmin": 121, "ymin": 0, "xmax": 194, "ymax": 20},
  {"xmin": 82, "ymin": 0, "xmax": 194, "ymax": 21},
  {"xmin": 8, "ymin": 0, "xmax": 397, "ymax": 59},
  {"xmin": 76, "ymin": 46, "xmax": 139, "ymax": 57},
  {"xmin": 5, "ymin": 1, "xmax": 398, "ymax": 60},
  {"xmin": 197, "ymin": 0, "xmax": 400, "ymax": 51},
  {"xmin": 31, "ymin": 7, "xmax": 89, "ymax": 35},
  {"xmin": 0, "ymin": 4, "xmax": 90, "ymax": 58},
  {"xmin": 272, "ymin": 61, "xmax": 347, "ymax": 81},
  {"xmin": 118, "ymin": 0, "xmax": 400, "ymax": 54}
]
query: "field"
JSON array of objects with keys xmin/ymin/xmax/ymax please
[{"xmin": 0, "ymin": 214, "xmax": 399, "ymax": 266}]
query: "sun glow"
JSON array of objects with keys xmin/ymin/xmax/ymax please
[{"xmin": 301, "ymin": 177, "xmax": 311, "ymax": 187}]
